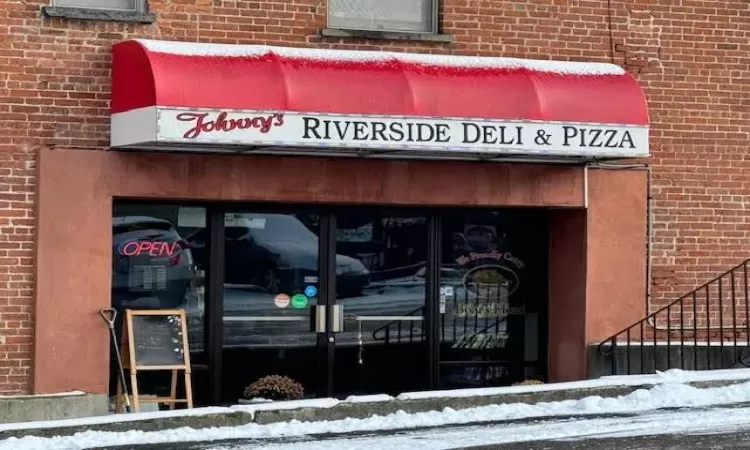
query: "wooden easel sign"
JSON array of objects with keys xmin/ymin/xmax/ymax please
[{"xmin": 116, "ymin": 309, "xmax": 193, "ymax": 413}]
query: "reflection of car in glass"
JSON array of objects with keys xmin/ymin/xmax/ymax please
[
  {"xmin": 414, "ymin": 265, "xmax": 463, "ymax": 283},
  {"xmin": 111, "ymin": 216, "xmax": 197, "ymax": 310},
  {"xmin": 187, "ymin": 214, "xmax": 371, "ymax": 298}
]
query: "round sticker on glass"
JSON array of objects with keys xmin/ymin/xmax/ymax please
[
  {"xmin": 304, "ymin": 285, "xmax": 318, "ymax": 297},
  {"xmin": 274, "ymin": 293, "xmax": 290, "ymax": 308},
  {"xmin": 291, "ymin": 294, "xmax": 309, "ymax": 309}
]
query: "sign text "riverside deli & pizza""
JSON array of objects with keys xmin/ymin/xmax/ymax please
[{"xmin": 160, "ymin": 110, "xmax": 649, "ymax": 157}]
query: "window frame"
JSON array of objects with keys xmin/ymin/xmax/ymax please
[
  {"xmin": 327, "ymin": 0, "xmax": 439, "ymax": 35},
  {"xmin": 52, "ymin": 0, "xmax": 146, "ymax": 13}
]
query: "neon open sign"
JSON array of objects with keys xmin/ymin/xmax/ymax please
[{"xmin": 119, "ymin": 241, "xmax": 181, "ymax": 257}]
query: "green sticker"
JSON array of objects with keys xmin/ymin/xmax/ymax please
[{"xmin": 291, "ymin": 294, "xmax": 309, "ymax": 309}]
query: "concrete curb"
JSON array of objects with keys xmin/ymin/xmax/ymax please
[
  {"xmin": 1, "ymin": 379, "xmax": 747, "ymax": 440},
  {"xmin": 0, "ymin": 393, "xmax": 108, "ymax": 424}
]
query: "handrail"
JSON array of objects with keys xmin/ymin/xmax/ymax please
[
  {"xmin": 597, "ymin": 257, "xmax": 750, "ymax": 375},
  {"xmin": 599, "ymin": 257, "xmax": 750, "ymax": 355},
  {"xmin": 372, "ymin": 306, "xmax": 424, "ymax": 341},
  {"xmin": 371, "ymin": 305, "xmax": 512, "ymax": 344},
  {"xmin": 471, "ymin": 314, "xmax": 510, "ymax": 335}
]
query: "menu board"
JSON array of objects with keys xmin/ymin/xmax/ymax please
[
  {"xmin": 131, "ymin": 314, "xmax": 185, "ymax": 366},
  {"xmin": 117, "ymin": 309, "xmax": 194, "ymax": 413}
]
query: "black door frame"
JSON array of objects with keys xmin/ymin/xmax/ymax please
[
  {"xmin": 317, "ymin": 212, "xmax": 336, "ymax": 397},
  {"xmin": 205, "ymin": 206, "xmax": 225, "ymax": 406},
  {"xmin": 150, "ymin": 201, "xmax": 549, "ymax": 404},
  {"xmin": 426, "ymin": 213, "xmax": 442, "ymax": 389}
]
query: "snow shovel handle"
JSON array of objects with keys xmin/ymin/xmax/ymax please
[
  {"xmin": 99, "ymin": 307, "xmax": 117, "ymax": 329},
  {"xmin": 99, "ymin": 307, "xmax": 132, "ymax": 412}
]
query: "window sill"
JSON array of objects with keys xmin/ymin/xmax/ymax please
[
  {"xmin": 41, "ymin": 6, "xmax": 155, "ymax": 23},
  {"xmin": 321, "ymin": 28, "xmax": 453, "ymax": 44}
]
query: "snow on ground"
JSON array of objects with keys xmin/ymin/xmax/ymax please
[
  {"xmin": 207, "ymin": 407, "xmax": 750, "ymax": 450},
  {"xmin": 0, "ymin": 407, "xmax": 235, "ymax": 433},
  {"xmin": 6, "ymin": 379, "xmax": 750, "ymax": 450},
  {"xmin": 341, "ymin": 394, "xmax": 394, "ymax": 404},
  {"xmin": 396, "ymin": 367, "xmax": 750, "ymax": 400},
  {"xmin": 2, "ymin": 368, "xmax": 750, "ymax": 434},
  {"xmin": 0, "ymin": 391, "xmax": 85, "ymax": 399}
]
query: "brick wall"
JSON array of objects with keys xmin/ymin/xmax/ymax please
[{"xmin": 0, "ymin": 0, "xmax": 747, "ymax": 392}]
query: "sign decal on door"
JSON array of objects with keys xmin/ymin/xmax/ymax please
[
  {"xmin": 291, "ymin": 294, "xmax": 309, "ymax": 309},
  {"xmin": 274, "ymin": 293, "xmax": 290, "ymax": 308}
]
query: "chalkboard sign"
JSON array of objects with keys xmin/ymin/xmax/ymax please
[
  {"xmin": 118, "ymin": 309, "xmax": 193, "ymax": 413},
  {"xmin": 131, "ymin": 314, "xmax": 185, "ymax": 366},
  {"xmin": 122, "ymin": 309, "xmax": 190, "ymax": 370}
]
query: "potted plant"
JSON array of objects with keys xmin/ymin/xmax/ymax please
[{"xmin": 240, "ymin": 375, "xmax": 305, "ymax": 404}]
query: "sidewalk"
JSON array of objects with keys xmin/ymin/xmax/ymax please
[{"xmin": 3, "ymin": 368, "xmax": 750, "ymax": 446}]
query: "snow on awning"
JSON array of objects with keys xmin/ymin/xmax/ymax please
[{"xmin": 110, "ymin": 39, "xmax": 650, "ymax": 162}]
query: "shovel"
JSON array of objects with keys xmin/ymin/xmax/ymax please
[{"xmin": 99, "ymin": 307, "xmax": 132, "ymax": 413}]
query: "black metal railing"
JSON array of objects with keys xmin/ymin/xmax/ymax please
[
  {"xmin": 372, "ymin": 281, "xmax": 517, "ymax": 346},
  {"xmin": 372, "ymin": 306, "xmax": 425, "ymax": 343},
  {"xmin": 598, "ymin": 258, "xmax": 750, "ymax": 376},
  {"xmin": 372, "ymin": 304, "xmax": 511, "ymax": 347}
]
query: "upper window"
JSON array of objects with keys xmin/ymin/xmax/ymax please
[
  {"xmin": 53, "ymin": 0, "xmax": 144, "ymax": 11},
  {"xmin": 328, "ymin": 0, "xmax": 437, "ymax": 34}
]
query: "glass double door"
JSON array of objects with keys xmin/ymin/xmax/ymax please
[{"xmin": 210, "ymin": 209, "xmax": 428, "ymax": 402}]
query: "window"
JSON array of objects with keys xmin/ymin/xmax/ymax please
[
  {"xmin": 109, "ymin": 203, "xmax": 206, "ymax": 402},
  {"xmin": 438, "ymin": 210, "xmax": 548, "ymax": 388},
  {"xmin": 328, "ymin": 0, "xmax": 438, "ymax": 34},
  {"xmin": 111, "ymin": 203, "xmax": 206, "ymax": 351},
  {"xmin": 53, "ymin": 0, "xmax": 144, "ymax": 12}
]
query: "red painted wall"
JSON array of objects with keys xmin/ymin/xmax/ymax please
[{"xmin": 34, "ymin": 149, "xmax": 646, "ymax": 393}]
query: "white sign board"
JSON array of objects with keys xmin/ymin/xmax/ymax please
[{"xmin": 111, "ymin": 107, "xmax": 650, "ymax": 159}]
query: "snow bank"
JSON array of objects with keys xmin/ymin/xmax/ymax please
[
  {"xmin": 209, "ymin": 407, "xmax": 750, "ymax": 450},
  {"xmin": 396, "ymin": 367, "xmax": 750, "ymax": 400},
  {"xmin": 3, "ymin": 368, "xmax": 750, "ymax": 434},
  {"xmin": 5, "ymin": 379, "xmax": 750, "ymax": 450},
  {"xmin": 0, "ymin": 391, "xmax": 85, "ymax": 399},
  {"xmin": 233, "ymin": 398, "xmax": 341, "ymax": 413},
  {"xmin": 0, "ymin": 407, "xmax": 234, "ymax": 433},
  {"xmin": 343, "ymin": 394, "xmax": 394, "ymax": 404}
]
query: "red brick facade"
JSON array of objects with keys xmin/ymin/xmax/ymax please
[{"xmin": 0, "ymin": 0, "xmax": 747, "ymax": 393}]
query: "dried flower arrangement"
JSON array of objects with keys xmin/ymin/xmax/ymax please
[{"xmin": 243, "ymin": 375, "xmax": 305, "ymax": 401}]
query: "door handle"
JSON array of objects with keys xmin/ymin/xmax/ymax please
[
  {"xmin": 330, "ymin": 304, "xmax": 344, "ymax": 333},
  {"xmin": 311, "ymin": 305, "xmax": 326, "ymax": 333},
  {"xmin": 310, "ymin": 305, "xmax": 344, "ymax": 333}
]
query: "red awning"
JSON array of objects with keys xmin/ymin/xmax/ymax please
[
  {"xmin": 110, "ymin": 40, "xmax": 649, "ymax": 160},
  {"xmin": 112, "ymin": 40, "xmax": 647, "ymax": 125}
]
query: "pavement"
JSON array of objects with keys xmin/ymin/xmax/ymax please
[{"xmin": 474, "ymin": 430, "xmax": 750, "ymax": 449}]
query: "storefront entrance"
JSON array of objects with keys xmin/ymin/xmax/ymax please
[{"xmin": 110, "ymin": 202, "xmax": 548, "ymax": 405}]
